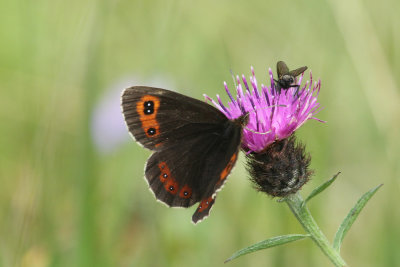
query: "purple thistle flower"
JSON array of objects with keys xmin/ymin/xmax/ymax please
[{"xmin": 205, "ymin": 66, "xmax": 323, "ymax": 153}]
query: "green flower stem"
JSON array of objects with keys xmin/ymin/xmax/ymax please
[{"xmin": 284, "ymin": 192, "xmax": 347, "ymax": 267}]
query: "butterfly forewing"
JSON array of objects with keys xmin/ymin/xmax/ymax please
[{"xmin": 121, "ymin": 86, "xmax": 227, "ymax": 150}]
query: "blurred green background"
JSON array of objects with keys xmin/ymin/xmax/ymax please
[{"xmin": 1, "ymin": 0, "xmax": 399, "ymax": 266}]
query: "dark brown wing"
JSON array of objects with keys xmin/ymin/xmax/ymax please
[
  {"xmin": 144, "ymin": 119, "xmax": 242, "ymax": 223},
  {"xmin": 277, "ymin": 61, "xmax": 290, "ymax": 78},
  {"xmin": 289, "ymin": 66, "xmax": 308, "ymax": 77},
  {"xmin": 121, "ymin": 86, "xmax": 227, "ymax": 150}
]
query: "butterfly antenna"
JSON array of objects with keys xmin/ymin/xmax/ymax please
[{"xmin": 244, "ymin": 127, "xmax": 272, "ymax": 135}]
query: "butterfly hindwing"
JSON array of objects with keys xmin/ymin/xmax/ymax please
[{"xmin": 144, "ymin": 116, "xmax": 242, "ymax": 223}]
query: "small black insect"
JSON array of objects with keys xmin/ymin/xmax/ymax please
[{"xmin": 274, "ymin": 61, "xmax": 307, "ymax": 94}]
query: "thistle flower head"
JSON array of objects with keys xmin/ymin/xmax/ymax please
[{"xmin": 205, "ymin": 66, "xmax": 323, "ymax": 153}]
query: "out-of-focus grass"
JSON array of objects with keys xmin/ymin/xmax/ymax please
[{"xmin": 0, "ymin": 0, "xmax": 399, "ymax": 266}]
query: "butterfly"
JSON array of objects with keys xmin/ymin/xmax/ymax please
[{"xmin": 121, "ymin": 86, "xmax": 246, "ymax": 223}]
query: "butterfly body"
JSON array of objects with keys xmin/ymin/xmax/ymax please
[{"xmin": 121, "ymin": 86, "xmax": 244, "ymax": 223}]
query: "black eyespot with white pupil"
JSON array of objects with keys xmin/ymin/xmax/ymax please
[
  {"xmin": 169, "ymin": 186, "xmax": 174, "ymax": 191},
  {"xmin": 143, "ymin": 101, "xmax": 154, "ymax": 114},
  {"xmin": 147, "ymin": 128, "xmax": 156, "ymax": 135},
  {"xmin": 183, "ymin": 191, "xmax": 188, "ymax": 196},
  {"xmin": 163, "ymin": 173, "xmax": 168, "ymax": 178}
]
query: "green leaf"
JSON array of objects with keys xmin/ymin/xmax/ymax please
[
  {"xmin": 333, "ymin": 184, "xmax": 383, "ymax": 252},
  {"xmin": 224, "ymin": 234, "xmax": 309, "ymax": 263},
  {"xmin": 303, "ymin": 172, "xmax": 341, "ymax": 206}
]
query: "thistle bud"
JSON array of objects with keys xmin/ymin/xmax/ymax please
[{"xmin": 246, "ymin": 135, "xmax": 313, "ymax": 197}]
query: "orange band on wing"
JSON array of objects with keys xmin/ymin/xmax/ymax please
[
  {"xmin": 158, "ymin": 161, "xmax": 185, "ymax": 197},
  {"xmin": 197, "ymin": 196, "xmax": 214, "ymax": 213},
  {"xmin": 136, "ymin": 95, "xmax": 160, "ymax": 138},
  {"xmin": 164, "ymin": 177, "xmax": 179, "ymax": 195},
  {"xmin": 158, "ymin": 161, "xmax": 170, "ymax": 183},
  {"xmin": 219, "ymin": 152, "xmax": 237, "ymax": 181},
  {"xmin": 179, "ymin": 185, "xmax": 192, "ymax": 199}
]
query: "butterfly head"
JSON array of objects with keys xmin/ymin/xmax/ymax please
[{"xmin": 233, "ymin": 113, "xmax": 250, "ymax": 127}]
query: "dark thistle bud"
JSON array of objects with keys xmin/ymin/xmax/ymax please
[{"xmin": 246, "ymin": 135, "xmax": 313, "ymax": 197}]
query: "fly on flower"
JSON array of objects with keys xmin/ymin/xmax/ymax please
[
  {"xmin": 275, "ymin": 61, "xmax": 308, "ymax": 95},
  {"xmin": 205, "ymin": 66, "xmax": 323, "ymax": 196}
]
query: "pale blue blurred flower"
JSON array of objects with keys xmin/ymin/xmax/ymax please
[{"xmin": 91, "ymin": 76, "xmax": 173, "ymax": 154}]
